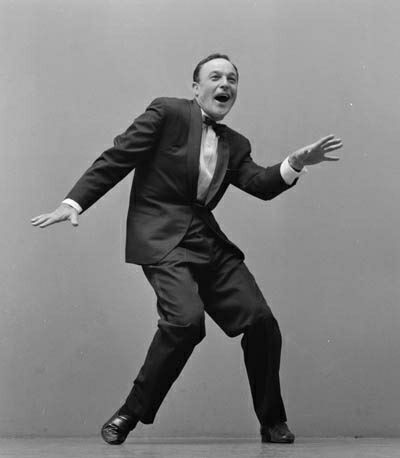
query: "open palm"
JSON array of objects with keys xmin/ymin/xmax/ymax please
[{"xmin": 294, "ymin": 135, "xmax": 343, "ymax": 166}]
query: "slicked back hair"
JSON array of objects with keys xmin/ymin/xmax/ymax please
[{"xmin": 193, "ymin": 53, "xmax": 239, "ymax": 83}]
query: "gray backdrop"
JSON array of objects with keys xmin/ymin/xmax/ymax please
[{"xmin": 1, "ymin": 0, "xmax": 399, "ymax": 437}]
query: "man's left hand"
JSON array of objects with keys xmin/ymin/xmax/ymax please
[{"xmin": 289, "ymin": 135, "xmax": 343, "ymax": 170}]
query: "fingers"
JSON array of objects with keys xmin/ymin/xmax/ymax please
[
  {"xmin": 316, "ymin": 135, "xmax": 335, "ymax": 147},
  {"xmin": 324, "ymin": 142, "xmax": 343, "ymax": 152},
  {"xmin": 31, "ymin": 206, "xmax": 78, "ymax": 228},
  {"xmin": 323, "ymin": 140, "xmax": 342, "ymax": 162},
  {"xmin": 31, "ymin": 215, "xmax": 45, "ymax": 224},
  {"xmin": 31, "ymin": 214, "xmax": 53, "ymax": 227},
  {"xmin": 324, "ymin": 138, "xmax": 342, "ymax": 147},
  {"xmin": 37, "ymin": 219, "xmax": 56, "ymax": 228},
  {"xmin": 316, "ymin": 135, "xmax": 343, "ymax": 149},
  {"xmin": 69, "ymin": 212, "xmax": 79, "ymax": 227},
  {"xmin": 31, "ymin": 213, "xmax": 66, "ymax": 228},
  {"xmin": 316, "ymin": 135, "xmax": 343, "ymax": 163},
  {"xmin": 323, "ymin": 140, "xmax": 343, "ymax": 162}
]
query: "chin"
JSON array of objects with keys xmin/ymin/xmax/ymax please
[
  {"xmin": 213, "ymin": 108, "xmax": 231, "ymax": 120},
  {"xmin": 202, "ymin": 102, "xmax": 232, "ymax": 121},
  {"xmin": 212, "ymin": 113, "xmax": 225, "ymax": 121}
]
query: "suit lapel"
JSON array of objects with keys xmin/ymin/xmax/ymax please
[
  {"xmin": 186, "ymin": 100, "xmax": 203, "ymax": 201},
  {"xmin": 205, "ymin": 129, "xmax": 229, "ymax": 206}
]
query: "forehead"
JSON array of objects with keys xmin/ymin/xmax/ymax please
[{"xmin": 199, "ymin": 58, "xmax": 237, "ymax": 79}]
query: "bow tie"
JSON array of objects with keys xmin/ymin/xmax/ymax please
[{"xmin": 203, "ymin": 116, "xmax": 225, "ymax": 135}]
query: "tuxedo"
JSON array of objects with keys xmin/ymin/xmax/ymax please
[
  {"xmin": 66, "ymin": 97, "xmax": 297, "ymax": 428},
  {"xmin": 66, "ymin": 97, "xmax": 294, "ymax": 264}
]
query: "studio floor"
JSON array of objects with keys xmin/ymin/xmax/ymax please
[{"xmin": 0, "ymin": 437, "xmax": 399, "ymax": 458}]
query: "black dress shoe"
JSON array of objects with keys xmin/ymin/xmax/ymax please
[
  {"xmin": 101, "ymin": 409, "xmax": 138, "ymax": 445},
  {"xmin": 261, "ymin": 422, "xmax": 295, "ymax": 443}
]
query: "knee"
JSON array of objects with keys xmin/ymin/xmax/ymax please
[
  {"xmin": 241, "ymin": 312, "xmax": 282, "ymax": 350},
  {"xmin": 247, "ymin": 311, "xmax": 281, "ymax": 339},
  {"xmin": 258, "ymin": 310, "xmax": 278, "ymax": 327},
  {"xmin": 182, "ymin": 312, "xmax": 206, "ymax": 344},
  {"xmin": 158, "ymin": 311, "xmax": 206, "ymax": 345},
  {"xmin": 257, "ymin": 312, "xmax": 280, "ymax": 333}
]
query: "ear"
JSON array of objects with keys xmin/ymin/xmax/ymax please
[{"xmin": 192, "ymin": 81, "xmax": 199, "ymax": 97}]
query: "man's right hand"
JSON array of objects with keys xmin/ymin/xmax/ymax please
[{"xmin": 31, "ymin": 203, "xmax": 79, "ymax": 228}]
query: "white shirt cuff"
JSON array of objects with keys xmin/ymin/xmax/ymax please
[
  {"xmin": 280, "ymin": 157, "xmax": 307, "ymax": 185},
  {"xmin": 62, "ymin": 199, "xmax": 82, "ymax": 214}
]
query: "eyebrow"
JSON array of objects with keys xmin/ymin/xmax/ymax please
[{"xmin": 208, "ymin": 71, "xmax": 237, "ymax": 79}]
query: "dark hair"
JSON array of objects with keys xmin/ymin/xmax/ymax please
[{"xmin": 193, "ymin": 53, "xmax": 239, "ymax": 83}]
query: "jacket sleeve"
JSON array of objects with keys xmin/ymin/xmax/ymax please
[
  {"xmin": 65, "ymin": 98, "xmax": 166, "ymax": 212},
  {"xmin": 230, "ymin": 138, "xmax": 297, "ymax": 201}
]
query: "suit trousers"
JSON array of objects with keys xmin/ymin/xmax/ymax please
[{"xmin": 125, "ymin": 213, "xmax": 287, "ymax": 427}]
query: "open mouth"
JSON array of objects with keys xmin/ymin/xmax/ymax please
[{"xmin": 214, "ymin": 94, "xmax": 230, "ymax": 103}]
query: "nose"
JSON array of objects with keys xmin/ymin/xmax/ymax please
[{"xmin": 219, "ymin": 76, "xmax": 229, "ymax": 88}]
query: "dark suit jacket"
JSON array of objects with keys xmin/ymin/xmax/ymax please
[{"xmin": 66, "ymin": 97, "xmax": 296, "ymax": 265}]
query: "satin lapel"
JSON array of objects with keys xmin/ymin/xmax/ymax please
[
  {"xmin": 204, "ymin": 131, "xmax": 230, "ymax": 206},
  {"xmin": 186, "ymin": 100, "xmax": 203, "ymax": 201}
]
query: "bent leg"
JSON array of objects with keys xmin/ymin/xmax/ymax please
[{"xmin": 125, "ymin": 247, "xmax": 206, "ymax": 424}]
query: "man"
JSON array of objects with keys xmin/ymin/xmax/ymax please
[{"xmin": 31, "ymin": 53, "xmax": 342, "ymax": 445}]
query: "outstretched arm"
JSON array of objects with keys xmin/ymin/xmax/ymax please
[
  {"xmin": 63, "ymin": 98, "xmax": 166, "ymax": 212},
  {"xmin": 31, "ymin": 98, "xmax": 166, "ymax": 229},
  {"xmin": 231, "ymin": 134, "xmax": 343, "ymax": 201}
]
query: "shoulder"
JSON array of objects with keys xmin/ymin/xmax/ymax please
[
  {"xmin": 146, "ymin": 97, "xmax": 191, "ymax": 116},
  {"xmin": 223, "ymin": 125, "xmax": 251, "ymax": 151}
]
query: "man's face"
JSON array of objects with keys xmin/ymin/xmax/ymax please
[{"xmin": 192, "ymin": 58, "xmax": 238, "ymax": 121}]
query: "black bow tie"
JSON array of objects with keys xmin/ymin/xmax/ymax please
[
  {"xmin": 203, "ymin": 116, "xmax": 217, "ymax": 127},
  {"xmin": 203, "ymin": 116, "xmax": 225, "ymax": 135}
]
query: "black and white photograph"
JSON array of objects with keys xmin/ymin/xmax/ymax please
[{"xmin": 1, "ymin": 0, "xmax": 399, "ymax": 457}]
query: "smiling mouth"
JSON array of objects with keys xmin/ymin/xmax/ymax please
[{"xmin": 214, "ymin": 94, "xmax": 230, "ymax": 103}]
